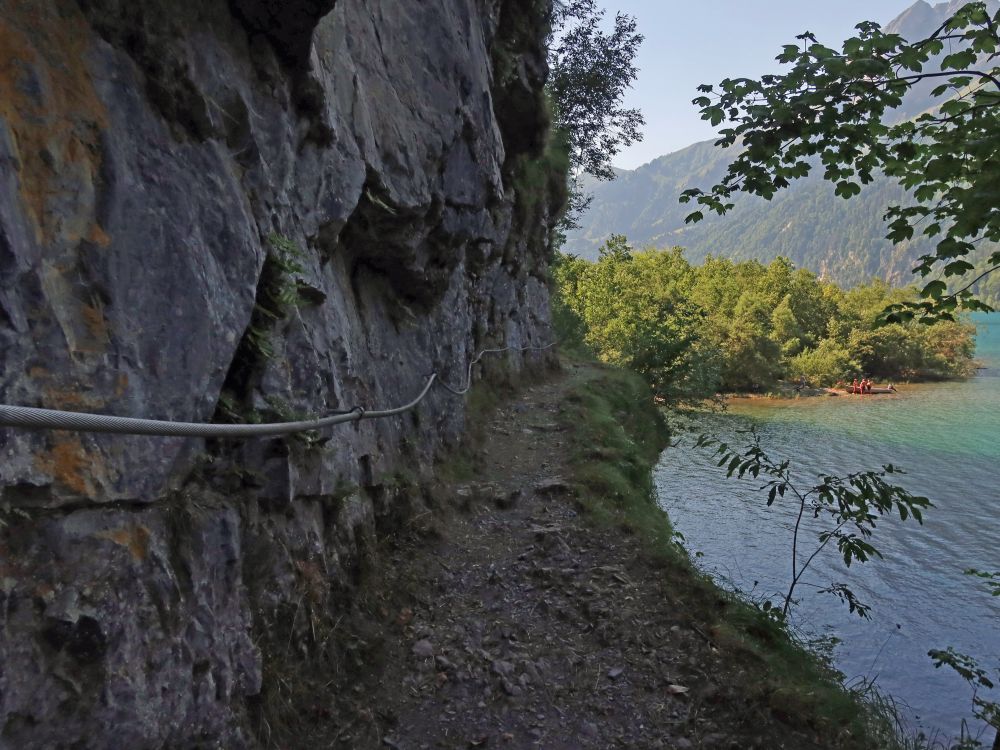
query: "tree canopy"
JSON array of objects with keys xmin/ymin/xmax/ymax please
[
  {"xmin": 680, "ymin": 1, "xmax": 1000, "ymax": 322},
  {"xmin": 546, "ymin": 0, "xmax": 644, "ymax": 227},
  {"xmin": 554, "ymin": 239, "xmax": 976, "ymax": 400}
]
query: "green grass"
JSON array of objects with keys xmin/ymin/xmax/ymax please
[
  {"xmin": 557, "ymin": 358, "xmax": 929, "ymax": 750},
  {"xmin": 557, "ymin": 361, "xmax": 673, "ymax": 548}
]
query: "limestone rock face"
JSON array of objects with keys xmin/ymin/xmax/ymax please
[{"xmin": 0, "ymin": 0, "xmax": 558, "ymax": 744}]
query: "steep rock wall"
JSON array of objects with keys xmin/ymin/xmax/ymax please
[{"xmin": 0, "ymin": 0, "xmax": 559, "ymax": 745}]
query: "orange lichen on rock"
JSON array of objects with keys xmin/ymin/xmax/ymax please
[
  {"xmin": 87, "ymin": 223, "xmax": 111, "ymax": 247},
  {"xmin": 0, "ymin": 0, "xmax": 110, "ymax": 245},
  {"xmin": 41, "ymin": 383, "xmax": 102, "ymax": 411},
  {"xmin": 98, "ymin": 525, "xmax": 151, "ymax": 562},
  {"xmin": 33, "ymin": 433, "xmax": 108, "ymax": 498},
  {"xmin": 80, "ymin": 302, "xmax": 109, "ymax": 345},
  {"xmin": 114, "ymin": 372, "xmax": 129, "ymax": 398}
]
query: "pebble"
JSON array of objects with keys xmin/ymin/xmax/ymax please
[
  {"xmin": 501, "ymin": 679, "xmax": 522, "ymax": 697},
  {"xmin": 412, "ymin": 639, "xmax": 434, "ymax": 658},
  {"xmin": 492, "ymin": 659, "xmax": 514, "ymax": 677},
  {"xmin": 533, "ymin": 477, "xmax": 570, "ymax": 495},
  {"xmin": 524, "ymin": 661, "xmax": 542, "ymax": 683},
  {"xmin": 495, "ymin": 489, "xmax": 521, "ymax": 510}
]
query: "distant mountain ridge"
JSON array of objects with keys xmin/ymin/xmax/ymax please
[{"xmin": 563, "ymin": 0, "xmax": 998, "ymax": 290}]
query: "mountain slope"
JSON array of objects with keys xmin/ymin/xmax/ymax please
[{"xmin": 566, "ymin": 142, "xmax": 925, "ymax": 287}]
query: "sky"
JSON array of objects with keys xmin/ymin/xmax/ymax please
[{"xmin": 607, "ymin": 0, "xmax": 920, "ymax": 169}]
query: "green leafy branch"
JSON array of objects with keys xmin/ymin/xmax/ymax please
[
  {"xmin": 928, "ymin": 569, "xmax": 1000, "ymax": 748},
  {"xmin": 695, "ymin": 428, "xmax": 931, "ymax": 619},
  {"xmin": 965, "ymin": 568, "xmax": 1000, "ymax": 596},
  {"xmin": 680, "ymin": 1, "xmax": 1000, "ymax": 321}
]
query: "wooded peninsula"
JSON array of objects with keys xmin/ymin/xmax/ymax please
[{"xmin": 554, "ymin": 236, "xmax": 977, "ymax": 401}]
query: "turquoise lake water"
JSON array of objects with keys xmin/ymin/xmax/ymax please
[{"xmin": 654, "ymin": 313, "xmax": 1000, "ymax": 742}]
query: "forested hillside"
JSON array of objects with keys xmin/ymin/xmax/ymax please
[{"xmin": 564, "ymin": 141, "xmax": 933, "ymax": 288}]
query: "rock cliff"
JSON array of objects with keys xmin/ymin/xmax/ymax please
[{"xmin": 0, "ymin": 0, "xmax": 560, "ymax": 744}]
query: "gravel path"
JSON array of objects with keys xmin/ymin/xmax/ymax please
[{"xmin": 307, "ymin": 369, "xmax": 833, "ymax": 750}]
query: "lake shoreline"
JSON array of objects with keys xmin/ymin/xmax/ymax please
[
  {"xmin": 722, "ymin": 381, "xmax": 891, "ymax": 401},
  {"xmin": 720, "ymin": 376, "xmax": 979, "ymax": 402}
]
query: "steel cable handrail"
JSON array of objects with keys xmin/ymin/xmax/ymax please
[
  {"xmin": 435, "ymin": 342, "xmax": 555, "ymax": 395},
  {"xmin": 0, "ymin": 342, "xmax": 553, "ymax": 437}
]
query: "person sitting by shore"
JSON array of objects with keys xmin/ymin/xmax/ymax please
[{"xmin": 851, "ymin": 378, "xmax": 859, "ymax": 394}]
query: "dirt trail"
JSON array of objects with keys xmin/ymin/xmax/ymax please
[{"xmin": 304, "ymin": 366, "xmax": 838, "ymax": 749}]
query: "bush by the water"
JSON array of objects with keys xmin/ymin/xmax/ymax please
[{"xmin": 554, "ymin": 236, "xmax": 976, "ymax": 399}]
